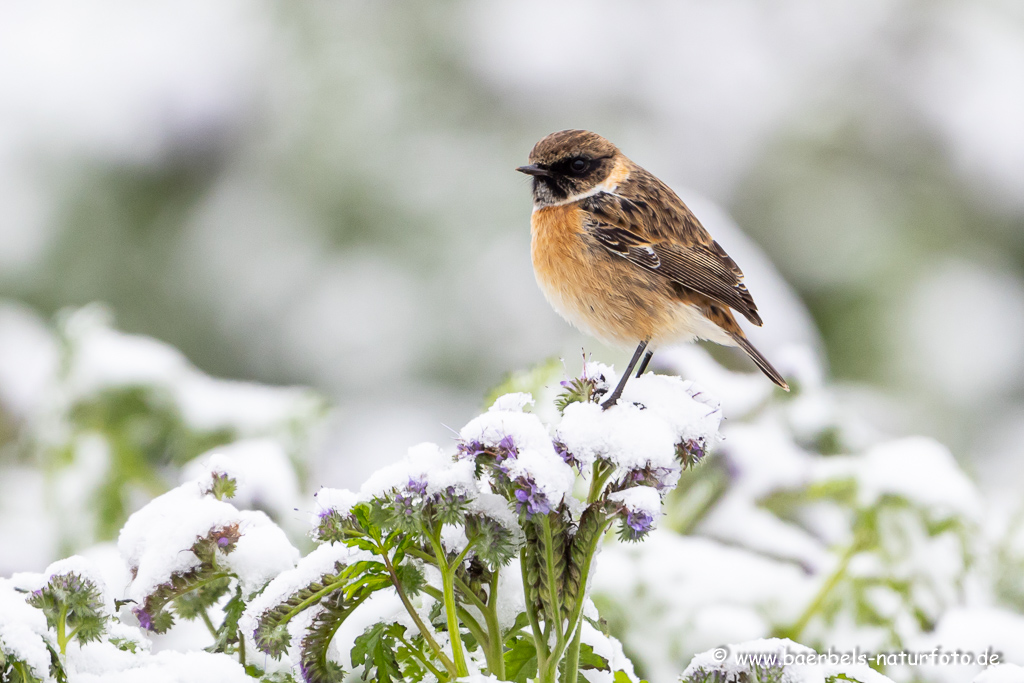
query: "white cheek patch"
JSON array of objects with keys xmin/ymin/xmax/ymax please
[{"xmin": 533, "ymin": 168, "xmax": 631, "ymax": 209}]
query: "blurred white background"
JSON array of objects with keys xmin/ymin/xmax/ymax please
[{"xmin": 1, "ymin": 0, "xmax": 1023, "ymax": 516}]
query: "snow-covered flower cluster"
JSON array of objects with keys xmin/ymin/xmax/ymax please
[{"xmin": 0, "ymin": 357, "xmax": 724, "ymax": 683}]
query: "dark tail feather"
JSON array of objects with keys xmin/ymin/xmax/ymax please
[{"xmin": 728, "ymin": 332, "xmax": 790, "ymax": 391}]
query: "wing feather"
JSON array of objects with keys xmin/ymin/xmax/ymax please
[{"xmin": 583, "ymin": 180, "xmax": 763, "ymax": 326}]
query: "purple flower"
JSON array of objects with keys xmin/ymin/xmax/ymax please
[
  {"xmin": 554, "ymin": 441, "xmax": 582, "ymax": 471},
  {"xmin": 457, "ymin": 440, "xmax": 488, "ymax": 460},
  {"xmin": 513, "ymin": 478, "xmax": 551, "ymax": 517},
  {"xmin": 497, "ymin": 434, "xmax": 518, "ymax": 460},
  {"xmin": 134, "ymin": 608, "xmax": 154, "ymax": 631},
  {"xmin": 623, "ymin": 509, "xmax": 654, "ymax": 540},
  {"xmin": 406, "ymin": 476, "xmax": 429, "ymax": 495},
  {"xmin": 217, "ymin": 536, "xmax": 231, "ymax": 548}
]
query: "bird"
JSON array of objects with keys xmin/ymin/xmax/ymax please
[{"xmin": 517, "ymin": 129, "xmax": 789, "ymax": 408}]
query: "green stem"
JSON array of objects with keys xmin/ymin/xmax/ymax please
[
  {"xmin": 561, "ymin": 518, "xmax": 612, "ymax": 683},
  {"xmin": 539, "ymin": 517, "xmax": 565, "ymax": 646},
  {"xmin": 587, "ymin": 462, "xmax": 614, "ymax": 503},
  {"xmin": 407, "ymin": 547, "xmax": 489, "ymax": 615},
  {"xmin": 521, "ymin": 543, "xmax": 548, "ymax": 672},
  {"xmin": 397, "ymin": 633, "xmax": 446, "ymax": 680},
  {"xmin": 776, "ymin": 535, "xmax": 864, "ymax": 641},
  {"xmin": 421, "ymin": 585, "xmax": 488, "ymax": 655},
  {"xmin": 483, "ymin": 569, "xmax": 505, "ymax": 680},
  {"xmin": 57, "ymin": 603, "xmax": 69, "ymax": 654},
  {"xmin": 562, "ymin": 620, "xmax": 583, "ymax": 683},
  {"xmin": 199, "ymin": 608, "xmax": 217, "ymax": 638},
  {"xmin": 382, "ymin": 546, "xmax": 457, "ymax": 677},
  {"xmin": 428, "ymin": 529, "xmax": 474, "ymax": 677}
]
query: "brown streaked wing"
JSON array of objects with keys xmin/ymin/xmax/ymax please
[{"xmin": 582, "ymin": 170, "xmax": 763, "ymax": 326}]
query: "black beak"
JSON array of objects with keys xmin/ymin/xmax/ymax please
[{"xmin": 516, "ymin": 164, "xmax": 551, "ymax": 177}]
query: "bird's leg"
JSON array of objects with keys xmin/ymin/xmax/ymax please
[
  {"xmin": 601, "ymin": 340, "xmax": 648, "ymax": 410},
  {"xmin": 635, "ymin": 350, "xmax": 654, "ymax": 378}
]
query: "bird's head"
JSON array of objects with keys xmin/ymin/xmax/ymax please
[{"xmin": 517, "ymin": 130, "xmax": 622, "ymax": 208}]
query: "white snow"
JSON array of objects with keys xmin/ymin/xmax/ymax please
[
  {"xmin": 608, "ymin": 486, "xmax": 662, "ymax": 521},
  {"xmin": 118, "ymin": 479, "xmax": 298, "ymax": 604},
  {"xmin": 489, "ymin": 392, "xmax": 534, "ymax": 413},
  {"xmin": 0, "ymin": 578, "xmax": 52, "ymax": 680},
  {"xmin": 361, "ymin": 442, "xmax": 477, "ymax": 500},
  {"xmin": 974, "ymin": 664, "xmax": 1024, "ymax": 683},
  {"xmin": 813, "ymin": 437, "xmax": 982, "ymax": 522},
  {"xmin": 182, "ymin": 440, "xmax": 302, "ymax": 524},
  {"xmin": 460, "ymin": 401, "xmax": 558, "ymax": 457}
]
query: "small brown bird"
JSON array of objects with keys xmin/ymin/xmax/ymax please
[{"xmin": 518, "ymin": 129, "xmax": 789, "ymax": 408}]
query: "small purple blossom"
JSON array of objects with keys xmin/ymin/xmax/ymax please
[
  {"xmin": 554, "ymin": 440, "xmax": 582, "ymax": 471},
  {"xmin": 217, "ymin": 536, "xmax": 231, "ymax": 548},
  {"xmin": 676, "ymin": 438, "xmax": 708, "ymax": 468},
  {"xmin": 406, "ymin": 476, "xmax": 429, "ymax": 495},
  {"xmin": 497, "ymin": 434, "xmax": 518, "ymax": 459},
  {"xmin": 512, "ymin": 477, "xmax": 551, "ymax": 517},
  {"xmin": 134, "ymin": 608, "xmax": 154, "ymax": 631},
  {"xmin": 457, "ymin": 440, "xmax": 488, "ymax": 460},
  {"xmin": 624, "ymin": 509, "xmax": 654, "ymax": 538}
]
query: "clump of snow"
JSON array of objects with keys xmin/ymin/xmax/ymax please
[
  {"xmin": 118, "ymin": 478, "xmax": 298, "ymax": 603},
  {"xmin": 182, "ymin": 439, "xmax": 303, "ymax": 523},
  {"xmin": 60, "ymin": 305, "xmax": 324, "ymax": 436},
  {"xmin": 0, "ymin": 578, "xmax": 52, "ymax": 679},
  {"xmin": 974, "ymin": 664, "xmax": 1024, "ymax": 683},
  {"xmin": 593, "ymin": 532, "xmax": 814, "ymax": 682},
  {"xmin": 813, "ymin": 437, "xmax": 982, "ymax": 522},
  {"xmin": 312, "ymin": 486, "xmax": 361, "ymax": 523},
  {"xmin": 489, "ymin": 392, "xmax": 534, "ymax": 412},
  {"xmin": 556, "ymin": 400, "xmax": 678, "ymax": 471},
  {"xmin": 469, "ymin": 493, "xmax": 521, "ymax": 537},
  {"xmin": 361, "ymin": 442, "xmax": 477, "ymax": 500},
  {"xmin": 40, "ymin": 555, "xmax": 115, "ymax": 614},
  {"xmin": 70, "ymin": 649, "xmax": 253, "ymax": 683},
  {"xmin": 0, "ymin": 302, "xmax": 58, "ymax": 420},
  {"xmin": 461, "ymin": 397, "xmax": 558, "ymax": 457},
  {"xmin": 579, "ymin": 618, "xmax": 639, "ymax": 682}
]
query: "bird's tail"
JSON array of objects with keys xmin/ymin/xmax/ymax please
[{"xmin": 728, "ymin": 332, "xmax": 790, "ymax": 391}]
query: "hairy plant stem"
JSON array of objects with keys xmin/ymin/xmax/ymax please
[
  {"xmin": 57, "ymin": 602, "xmax": 69, "ymax": 655},
  {"xmin": 199, "ymin": 608, "xmax": 217, "ymax": 638},
  {"xmin": 381, "ymin": 545, "xmax": 457, "ymax": 677},
  {"xmin": 560, "ymin": 516, "xmax": 610, "ymax": 683},
  {"xmin": 483, "ymin": 569, "xmax": 505, "ymax": 680},
  {"xmin": 521, "ymin": 544, "xmax": 549, "ymax": 672},
  {"xmin": 420, "ymin": 585, "xmax": 487, "ymax": 655},
  {"xmin": 538, "ymin": 516, "xmax": 567, "ymax": 683},
  {"xmin": 428, "ymin": 528, "xmax": 476, "ymax": 677},
  {"xmin": 397, "ymin": 632, "xmax": 446, "ymax": 680},
  {"xmin": 587, "ymin": 461, "xmax": 614, "ymax": 504}
]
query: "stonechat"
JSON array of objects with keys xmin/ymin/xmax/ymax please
[{"xmin": 517, "ymin": 129, "xmax": 789, "ymax": 408}]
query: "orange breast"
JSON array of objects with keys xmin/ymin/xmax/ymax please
[{"xmin": 530, "ymin": 204, "xmax": 673, "ymax": 348}]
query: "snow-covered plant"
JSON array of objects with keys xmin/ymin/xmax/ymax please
[
  {"xmin": 4, "ymin": 305, "xmax": 326, "ymax": 556},
  {"xmin": 245, "ymin": 364, "xmax": 720, "ymax": 682}
]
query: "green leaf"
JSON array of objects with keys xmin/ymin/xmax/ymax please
[
  {"xmin": 577, "ymin": 643, "xmax": 610, "ymax": 671},
  {"xmin": 208, "ymin": 586, "xmax": 246, "ymax": 654},
  {"xmin": 351, "ymin": 622, "xmax": 405, "ymax": 683},
  {"xmin": 503, "ymin": 637, "xmax": 538, "ymax": 683}
]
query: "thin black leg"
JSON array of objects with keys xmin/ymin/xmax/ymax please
[
  {"xmin": 601, "ymin": 340, "xmax": 648, "ymax": 410},
  {"xmin": 635, "ymin": 350, "xmax": 654, "ymax": 378}
]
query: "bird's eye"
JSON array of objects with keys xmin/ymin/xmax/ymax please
[{"xmin": 570, "ymin": 158, "xmax": 589, "ymax": 174}]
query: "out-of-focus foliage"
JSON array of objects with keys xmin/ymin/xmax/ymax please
[
  {"xmin": 0, "ymin": 1, "xmax": 1022, "ymax": 465},
  {"xmin": 0, "ymin": 306, "xmax": 326, "ymax": 570}
]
